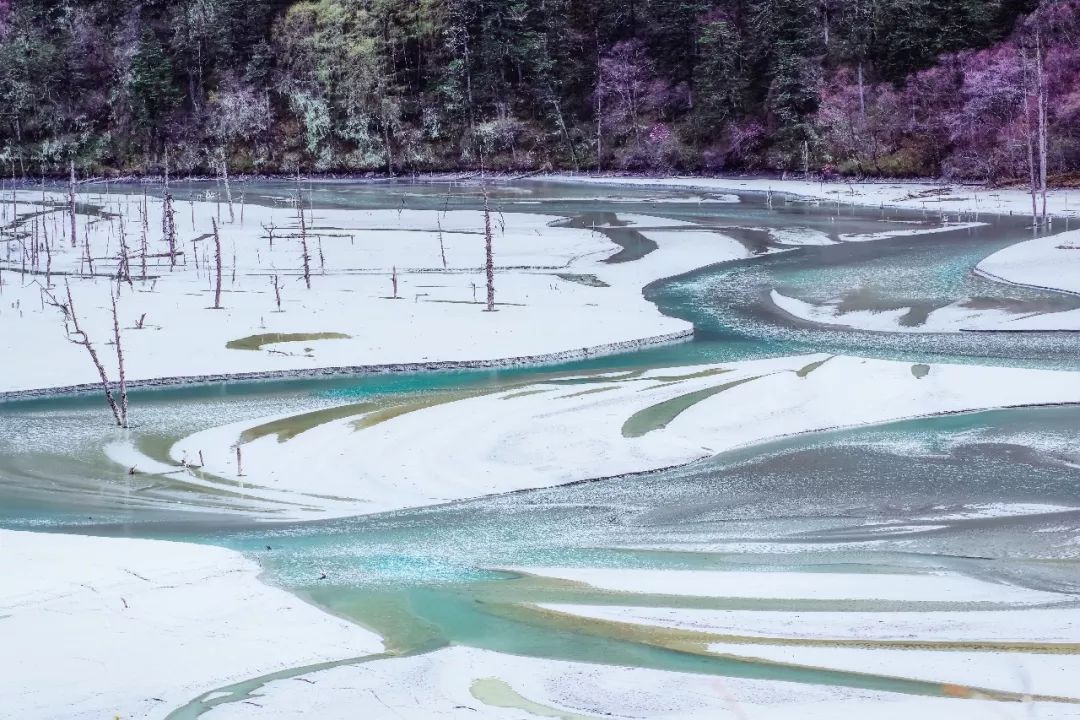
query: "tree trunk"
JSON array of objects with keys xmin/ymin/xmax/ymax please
[
  {"xmin": 857, "ymin": 61, "xmax": 866, "ymax": 120},
  {"xmin": 595, "ymin": 42, "xmax": 603, "ymax": 173},
  {"xmin": 69, "ymin": 160, "xmax": 79, "ymax": 248},
  {"xmin": 220, "ymin": 155, "xmax": 235, "ymax": 223},
  {"xmin": 437, "ymin": 217, "xmax": 447, "ymax": 269},
  {"xmin": 211, "ymin": 217, "xmax": 223, "ymax": 309},
  {"xmin": 110, "ymin": 291, "xmax": 129, "ymax": 428},
  {"xmin": 297, "ymin": 169, "xmax": 312, "ymax": 289},
  {"xmin": 59, "ymin": 282, "xmax": 124, "ymax": 427},
  {"xmin": 1022, "ymin": 46, "xmax": 1038, "ymax": 226},
  {"xmin": 483, "ymin": 186, "xmax": 495, "ymax": 312},
  {"xmin": 1035, "ymin": 30, "xmax": 1048, "ymax": 224}
]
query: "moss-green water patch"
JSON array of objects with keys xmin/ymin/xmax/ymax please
[
  {"xmin": 239, "ymin": 402, "xmax": 379, "ymax": 444},
  {"xmin": 649, "ymin": 367, "xmax": 732, "ymax": 384},
  {"xmin": 545, "ymin": 369, "xmax": 647, "ymax": 386},
  {"xmin": 559, "ymin": 386, "xmax": 617, "ymax": 399},
  {"xmin": 351, "ymin": 390, "xmax": 486, "ymax": 431},
  {"xmin": 796, "ymin": 355, "xmax": 835, "ymax": 378},
  {"xmin": 554, "ymin": 273, "xmax": 610, "ymax": 288},
  {"xmin": 471, "ymin": 678, "xmax": 599, "ymax": 720},
  {"xmin": 912, "ymin": 364, "xmax": 931, "ymax": 379},
  {"xmin": 226, "ymin": 332, "xmax": 351, "ymax": 351},
  {"xmin": 502, "ymin": 388, "xmax": 553, "ymax": 400},
  {"xmin": 503, "ymin": 603, "xmax": 1079, "ymax": 704},
  {"xmin": 622, "ymin": 375, "xmax": 764, "ymax": 438}
]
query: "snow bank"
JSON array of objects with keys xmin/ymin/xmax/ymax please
[
  {"xmin": 0, "ymin": 529, "xmax": 382, "ymax": 719},
  {"xmin": 544, "ymin": 176, "xmax": 1080, "ymax": 219},
  {"xmin": 510, "ymin": 567, "xmax": 1064, "ymax": 604},
  {"xmin": 968, "ymin": 229, "xmax": 1080, "ymax": 330},
  {"xmin": 0, "ymin": 191, "xmax": 730, "ymax": 394},
  {"xmin": 769, "ymin": 290, "xmax": 1031, "ymax": 333},
  {"xmin": 199, "ymin": 645, "xmax": 1074, "ymax": 720},
  {"xmin": 540, "ymin": 604, "xmax": 1080, "ymax": 643},
  {"xmin": 169, "ymin": 355, "xmax": 1080, "ymax": 519}
]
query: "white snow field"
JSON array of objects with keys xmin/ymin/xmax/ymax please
[
  {"xmin": 513, "ymin": 567, "xmax": 1071, "ymax": 604},
  {"xmin": 0, "ymin": 529, "xmax": 382, "ymax": 720},
  {"xmin": 970, "ymin": 228, "xmax": 1080, "ymax": 330},
  {"xmin": 170, "ymin": 355, "xmax": 1080, "ymax": 519},
  {"xmin": 548, "ymin": 175, "xmax": 1080, "ymax": 219},
  {"xmin": 0, "ymin": 189, "xmax": 760, "ymax": 395},
  {"xmin": 197, "ymin": 645, "xmax": 1080, "ymax": 720},
  {"xmin": 538, "ymin": 604, "xmax": 1080, "ymax": 643}
]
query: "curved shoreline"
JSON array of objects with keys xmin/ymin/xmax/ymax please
[
  {"xmin": 972, "ymin": 266, "xmax": 1080, "ymax": 299},
  {"xmin": 0, "ymin": 328, "xmax": 694, "ymax": 402}
]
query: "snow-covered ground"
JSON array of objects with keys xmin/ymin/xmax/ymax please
[
  {"xmin": 548, "ymin": 175, "xmax": 1080, "ymax": 219},
  {"xmin": 768, "ymin": 289, "xmax": 1047, "ymax": 333},
  {"xmin": 523, "ymin": 566, "xmax": 1080, "ymax": 700},
  {"xmin": 539, "ymin": 604, "xmax": 1080, "ymax": 643},
  {"xmin": 514, "ymin": 566, "xmax": 1068, "ymax": 604},
  {"xmin": 199, "ymin": 645, "xmax": 1080, "ymax": 720},
  {"xmin": 168, "ymin": 355, "xmax": 1080, "ymax": 519},
  {"xmin": 0, "ymin": 529, "xmax": 382, "ymax": 720},
  {"xmin": 970, "ymin": 228, "xmax": 1080, "ymax": 330},
  {"xmin": 0, "ymin": 191, "xmax": 753, "ymax": 394}
]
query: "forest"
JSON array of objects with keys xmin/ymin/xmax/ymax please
[{"xmin": 0, "ymin": 0, "xmax": 1077, "ymax": 180}]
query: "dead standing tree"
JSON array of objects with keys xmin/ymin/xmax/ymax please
[
  {"xmin": 1020, "ymin": 22, "xmax": 1051, "ymax": 228},
  {"xmin": 482, "ymin": 180, "xmax": 495, "ymax": 312},
  {"xmin": 218, "ymin": 152, "xmax": 235, "ymax": 223},
  {"xmin": 296, "ymin": 170, "xmax": 312, "ymax": 289},
  {"xmin": 211, "ymin": 217, "xmax": 224, "ymax": 309},
  {"xmin": 68, "ymin": 160, "xmax": 78, "ymax": 248},
  {"xmin": 163, "ymin": 154, "xmax": 178, "ymax": 267},
  {"xmin": 110, "ymin": 290, "xmax": 129, "ymax": 425},
  {"xmin": 43, "ymin": 281, "xmax": 128, "ymax": 427}
]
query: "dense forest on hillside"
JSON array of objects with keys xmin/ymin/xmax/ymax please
[{"xmin": 0, "ymin": 0, "xmax": 1077, "ymax": 180}]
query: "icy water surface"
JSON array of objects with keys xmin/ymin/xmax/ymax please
[{"xmin": 3, "ymin": 179, "xmax": 1080, "ymax": 712}]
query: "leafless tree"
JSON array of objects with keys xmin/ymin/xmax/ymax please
[
  {"xmin": 68, "ymin": 160, "xmax": 78, "ymax": 248},
  {"xmin": 391, "ymin": 265, "xmax": 399, "ymax": 298},
  {"xmin": 219, "ymin": 153, "xmax": 235, "ymax": 223},
  {"xmin": 163, "ymin": 153, "xmax": 178, "ymax": 267},
  {"xmin": 1035, "ymin": 29, "xmax": 1048, "ymax": 224},
  {"xmin": 43, "ymin": 281, "xmax": 127, "ymax": 427},
  {"xmin": 296, "ymin": 168, "xmax": 312, "ymax": 289},
  {"xmin": 262, "ymin": 221, "xmax": 276, "ymax": 249},
  {"xmin": 139, "ymin": 194, "xmax": 149, "ymax": 280},
  {"xmin": 116, "ymin": 214, "xmax": 133, "ymax": 288},
  {"xmin": 482, "ymin": 182, "xmax": 495, "ymax": 312},
  {"xmin": 437, "ymin": 217, "xmax": 448, "ymax": 269},
  {"xmin": 110, "ymin": 290, "xmax": 129, "ymax": 426},
  {"xmin": 272, "ymin": 274, "xmax": 282, "ymax": 310},
  {"xmin": 211, "ymin": 217, "xmax": 224, "ymax": 309}
]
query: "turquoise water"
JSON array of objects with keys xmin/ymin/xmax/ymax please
[{"xmin": 3, "ymin": 180, "xmax": 1080, "ymax": 712}]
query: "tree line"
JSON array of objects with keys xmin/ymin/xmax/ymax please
[{"xmin": 0, "ymin": 0, "xmax": 1076, "ymax": 181}]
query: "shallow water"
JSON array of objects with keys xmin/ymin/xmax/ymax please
[{"xmin": 3, "ymin": 179, "xmax": 1080, "ymax": 711}]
